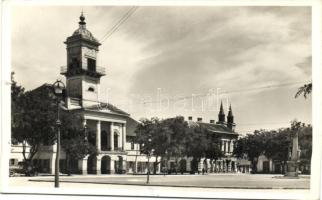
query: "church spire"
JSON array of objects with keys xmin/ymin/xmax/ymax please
[
  {"xmin": 218, "ymin": 101, "xmax": 225, "ymax": 124},
  {"xmin": 227, "ymin": 104, "xmax": 234, "ymax": 124}
]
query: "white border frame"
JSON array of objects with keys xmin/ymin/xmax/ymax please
[{"xmin": 1, "ymin": 0, "xmax": 321, "ymax": 199}]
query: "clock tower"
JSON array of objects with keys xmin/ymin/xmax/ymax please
[{"xmin": 61, "ymin": 13, "xmax": 105, "ymax": 108}]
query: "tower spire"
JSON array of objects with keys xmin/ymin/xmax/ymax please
[
  {"xmin": 227, "ymin": 103, "xmax": 235, "ymax": 131},
  {"xmin": 217, "ymin": 100, "xmax": 225, "ymax": 124},
  {"xmin": 228, "ymin": 104, "xmax": 233, "ymax": 117},
  {"xmin": 219, "ymin": 101, "xmax": 224, "ymax": 115}
]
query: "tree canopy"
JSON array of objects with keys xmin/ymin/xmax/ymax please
[
  {"xmin": 233, "ymin": 120, "xmax": 312, "ymax": 173},
  {"xmin": 11, "ymin": 74, "xmax": 96, "ymax": 167},
  {"xmin": 135, "ymin": 116, "xmax": 223, "ymax": 173}
]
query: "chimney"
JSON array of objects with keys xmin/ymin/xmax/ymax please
[
  {"xmin": 197, "ymin": 117, "xmax": 202, "ymax": 122},
  {"xmin": 210, "ymin": 120, "xmax": 215, "ymax": 124},
  {"xmin": 188, "ymin": 116, "xmax": 193, "ymax": 121}
]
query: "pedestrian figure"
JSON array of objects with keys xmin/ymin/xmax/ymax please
[{"xmin": 202, "ymin": 168, "xmax": 205, "ymax": 175}]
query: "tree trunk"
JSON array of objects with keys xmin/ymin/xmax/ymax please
[
  {"xmin": 251, "ymin": 159, "xmax": 258, "ymax": 173},
  {"xmin": 22, "ymin": 140, "xmax": 27, "ymax": 161},
  {"xmin": 153, "ymin": 155, "xmax": 159, "ymax": 174}
]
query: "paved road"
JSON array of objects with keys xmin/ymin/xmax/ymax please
[
  {"xmin": 30, "ymin": 174, "xmax": 310, "ymax": 189},
  {"xmin": 8, "ymin": 175, "xmax": 313, "ymax": 199}
]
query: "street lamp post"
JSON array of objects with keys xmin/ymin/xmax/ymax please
[
  {"xmin": 52, "ymin": 80, "xmax": 66, "ymax": 188},
  {"xmin": 146, "ymin": 136, "xmax": 152, "ymax": 184}
]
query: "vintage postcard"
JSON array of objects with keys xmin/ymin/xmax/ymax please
[{"xmin": 1, "ymin": 0, "xmax": 321, "ymax": 199}]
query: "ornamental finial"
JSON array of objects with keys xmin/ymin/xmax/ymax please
[{"xmin": 79, "ymin": 11, "xmax": 86, "ymax": 25}]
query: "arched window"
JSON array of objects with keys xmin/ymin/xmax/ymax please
[{"xmin": 88, "ymin": 87, "xmax": 95, "ymax": 92}]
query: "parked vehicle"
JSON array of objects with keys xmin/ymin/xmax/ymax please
[
  {"xmin": 9, "ymin": 161, "xmax": 39, "ymax": 177},
  {"xmin": 9, "ymin": 162, "xmax": 24, "ymax": 176}
]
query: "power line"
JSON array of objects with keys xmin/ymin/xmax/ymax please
[
  {"xmin": 100, "ymin": 6, "xmax": 139, "ymax": 43},
  {"xmin": 75, "ymin": 80, "xmax": 309, "ymax": 107}
]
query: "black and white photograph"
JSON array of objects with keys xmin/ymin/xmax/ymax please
[{"xmin": 1, "ymin": 0, "xmax": 321, "ymax": 199}]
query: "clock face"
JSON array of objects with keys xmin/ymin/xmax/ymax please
[{"xmin": 84, "ymin": 48, "xmax": 96, "ymax": 58}]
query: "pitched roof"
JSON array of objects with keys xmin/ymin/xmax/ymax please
[
  {"xmin": 189, "ymin": 121, "xmax": 238, "ymax": 135},
  {"xmin": 126, "ymin": 117, "xmax": 140, "ymax": 137},
  {"xmin": 84, "ymin": 102, "xmax": 130, "ymax": 116}
]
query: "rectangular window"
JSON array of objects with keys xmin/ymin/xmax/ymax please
[{"xmin": 87, "ymin": 58, "xmax": 96, "ymax": 72}]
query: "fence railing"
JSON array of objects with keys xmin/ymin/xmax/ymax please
[{"xmin": 60, "ymin": 66, "xmax": 106, "ymax": 76}]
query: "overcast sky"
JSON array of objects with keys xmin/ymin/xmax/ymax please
[{"xmin": 11, "ymin": 6, "xmax": 312, "ymax": 134}]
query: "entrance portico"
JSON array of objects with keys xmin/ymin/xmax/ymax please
[{"xmin": 78, "ymin": 111, "xmax": 128, "ymax": 175}]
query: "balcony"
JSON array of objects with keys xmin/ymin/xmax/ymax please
[{"xmin": 60, "ymin": 66, "xmax": 106, "ymax": 77}]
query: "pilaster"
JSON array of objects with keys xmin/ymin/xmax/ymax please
[
  {"xmin": 96, "ymin": 121, "xmax": 101, "ymax": 152},
  {"xmin": 110, "ymin": 122, "xmax": 114, "ymax": 151},
  {"xmin": 78, "ymin": 158, "xmax": 88, "ymax": 175}
]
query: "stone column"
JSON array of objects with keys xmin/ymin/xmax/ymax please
[
  {"xmin": 134, "ymin": 160, "xmax": 138, "ymax": 174},
  {"xmin": 221, "ymin": 140, "xmax": 225, "ymax": 152},
  {"xmin": 230, "ymin": 140, "xmax": 234, "ymax": 153},
  {"xmin": 234, "ymin": 161, "xmax": 238, "ymax": 173},
  {"xmin": 199, "ymin": 159, "xmax": 203, "ymax": 173},
  {"xmin": 50, "ymin": 148, "xmax": 57, "ymax": 174},
  {"xmin": 226, "ymin": 141, "xmax": 229, "ymax": 153},
  {"xmin": 123, "ymin": 159, "xmax": 127, "ymax": 174},
  {"xmin": 122, "ymin": 124, "xmax": 126, "ymax": 151},
  {"xmin": 110, "ymin": 122, "xmax": 114, "ymax": 151},
  {"xmin": 96, "ymin": 157, "xmax": 101, "ymax": 175},
  {"xmin": 118, "ymin": 129, "xmax": 122, "ymax": 149},
  {"xmin": 78, "ymin": 158, "xmax": 88, "ymax": 175},
  {"xmin": 96, "ymin": 121, "xmax": 101, "ymax": 152},
  {"xmin": 110, "ymin": 157, "xmax": 115, "ymax": 174}
]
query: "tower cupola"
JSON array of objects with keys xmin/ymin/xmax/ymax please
[{"xmin": 61, "ymin": 13, "xmax": 105, "ymax": 108}]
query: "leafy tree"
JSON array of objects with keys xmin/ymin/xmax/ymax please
[
  {"xmin": 233, "ymin": 130, "xmax": 266, "ymax": 173},
  {"xmin": 11, "ymin": 72, "xmax": 25, "ymax": 145},
  {"xmin": 12, "ymin": 84, "xmax": 57, "ymax": 163},
  {"xmin": 162, "ymin": 116, "xmax": 188, "ymax": 173},
  {"xmin": 185, "ymin": 125, "xmax": 208, "ymax": 173},
  {"xmin": 234, "ymin": 120, "xmax": 312, "ymax": 174},
  {"xmin": 60, "ymin": 113, "xmax": 97, "ymax": 175},
  {"xmin": 135, "ymin": 118, "xmax": 161, "ymax": 175},
  {"xmin": 295, "ymin": 82, "xmax": 312, "ymax": 99},
  {"xmin": 135, "ymin": 116, "xmax": 190, "ymax": 174},
  {"xmin": 298, "ymin": 124, "xmax": 312, "ymax": 174},
  {"xmin": 11, "ymin": 79, "xmax": 97, "ymax": 173},
  {"xmin": 205, "ymin": 133, "xmax": 224, "ymax": 171}
]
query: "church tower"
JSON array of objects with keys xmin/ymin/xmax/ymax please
[
  {"xmin": 217, "ymin": 101, "xmax": 226, "ymax": 124},
  {"xmin": 227, "ymin": 104, "xmax": 236, "ymax": 131},
  {"xmin": 61, "ymin": 12, "xmax": 105, "ymax": 108}
]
